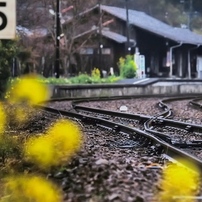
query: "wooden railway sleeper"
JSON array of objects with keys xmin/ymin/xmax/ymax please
[
  {"xmin": 138, "ymin": 118, "xmax": 148, "ymax": 124},
  {"xmin": 81, "ymin": 116, "xmax": 97, "ymax": 125},
  {"xmin": 112, "ymin": 125, "xmax": 120, "ymax": 133},
  {"xmin": 105, "ymin": 140, "xmax": 138, "ymax": 149},
  {"xmin": 172, "ymin": 142, "xmax": 202, "ymax": 148},
  {"xmin": 185, "ymin": 125, "xmax": 193, "ymax": 132}
]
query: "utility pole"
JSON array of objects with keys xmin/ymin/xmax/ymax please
[
  {"xmin": 50, "ymin": 4, "xmax": 73, "ymax": 78},
  {"xmin": 98, "ymin": 0, "xmax": 103, "ymax": 74},
  {"xmin": 125, "ymin": 0, "xmax": 130, "ymax": 54},
  {"xmin": 55, "ymin": 0, "xmax": 60, "ymax": 78}
]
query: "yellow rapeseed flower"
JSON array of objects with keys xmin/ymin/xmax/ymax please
[
  {"xmin": 24, "ymin": 135, "xmax": 57, "ymax": 169},
  {"xmin": 1, "ymin": 175, "xmax": 62, "ymax": 202},
  {"xmin": 47, "ymin": 119, "xmax": 83, "ymax": 159},
  {"xmin": 91, "ymin": 68, "xmax": 101, "ymax": 78},
  {"xmin": 0, "ymin": 103, "xmax": 6, "ymax": 134},
  {"xmin": 157, "ymin": 159, "xmax": 200, "ymax": 202},
  {"xmin": 24, "ymin": 119, "xmax": 83, "ymax": 169},
  {"xmin": 7, "ymin": 74, "xmax": 50, "ymax": 106}
]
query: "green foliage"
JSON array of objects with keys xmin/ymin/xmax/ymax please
[
  {"xmin": 0, "ymin": 39, "xmax": 19, "ymax": 97},
  {"xmin": 7, "ymin": 73, "xmax": 122, "ymax": 85},
  {"xmin": 0, "ymin": 134, "xmax": 21, "ymax": 165},
  {"xmin": 0, "ymin": 40, "xmax": 18, "ymax": 80},
  {"xmin": 41, "ymin": 77, "xmax": 71, "ymax": 84},
  {"xmin": 69, "ymin": 73, "xmax": 92, "ymax": 84},
  {"xmin": 17, "ymin": 48, "xmax": 32, "ymax": 64},
  {"xmin": 41, "ymin": 74, "xmax": 121, "ymax": 84},
  {"xmin": 118, "ymin": 55, "xmax": 137, "ymax": 78},
  {"xmin": 101, "ymin": 75, "xmax": 122, "ymax": 83}
]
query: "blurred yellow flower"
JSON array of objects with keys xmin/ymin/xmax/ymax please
[
  {"xmin": 91, "ymin": 67, "xmax": 101, "ymax": 79},
  {"xmin": 157, "ymin": 159, "xmax": 200, "ymax": 202},
  {"xmin": 1, "ymin": 175, "xmax": 62, "ymax": 202},
  {"xmin": 7, "ymin": 74, "xmax": 50, "ymax": 106},
  {"xmin": 24, "ymin": 135, "xmax": 57, "ymax": 169},
  {"xmin": 47, "ymin": 119, "xmax": 83, "ymax": 158},
  {"xmin": 0, "ymin": 103, "xmax": 6, "ymax": 134},
  {"xmin": 24, "ymin": 119, "xmax": 83, "ymax": 169}
]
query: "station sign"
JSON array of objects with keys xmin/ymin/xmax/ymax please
[
  {"xmin": 134, "ymin": 54, "xmax": 146, "ymax": 78},
  {"xmin": 0, "ymin": 0, "xmax": 16, "ymax": 39}
]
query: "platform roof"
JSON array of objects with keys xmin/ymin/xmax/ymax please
[{"xmin": 101, "ymin": 5, "xmax": 202, "ymax": 45}]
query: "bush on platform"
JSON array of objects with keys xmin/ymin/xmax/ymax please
[
  {"xmin": 25, "ymin": 74, "xmax": 121, "ymax": 85},
  {"xmin": 118, "ymin": 55, "xmax": 137, "ymax": 78}
]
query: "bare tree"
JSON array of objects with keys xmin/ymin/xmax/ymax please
[
  {"xmin": 16, "ymin": 0, "xmax": 109, "ymax": 76},
  {"xmin": 16, "ymin": 0, "xmax": 55, "ymax": 75},
  {"xmin": 53, "ymin": 0, "xmax": 101, "ymax": 76}
]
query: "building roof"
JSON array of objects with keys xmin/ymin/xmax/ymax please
[
  {"xmin": 101, "ymin": 5, "xmax": 202, "ymax": 45},
  {"xmin": 102, "ymin": 29, "xmax": 135, "ymax": 43},
  {"xmin": 16, "ymin": 26, "xmax": 48, "ymax": 38},
  {"xmin": 74, "ymin": 26, "xmax": 135, "ymax": 44},
  {"xmin": 16, "ymin": 26, "xmax": 33, "ymax": 37}
]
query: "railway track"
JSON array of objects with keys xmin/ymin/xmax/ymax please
[
  {"xmin": 38, "ymin": 94, "xmax": 202, "ymax": 201},
  {"xmin": 43, "ymin": 95, "xmax": 202, "ymax": 171}
]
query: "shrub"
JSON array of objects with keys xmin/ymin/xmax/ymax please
[
  {"xmin": 0, "ymin": 74, "xmax": 86, "ymax": 202},
  {"xmin": 69, "ymin": 73, "xmax": 92, "ymax": 84},
  {"xmin": 0, "ymin": 40, "xmax": 18, "ymax": 98},
  {"xmin": 118, "ymin": 55, "xmax": 137, "ymax": 78},
  {"xmin": 0, "ymin": 75, "xmax": 51, "ymax": 166},
  {"xmin": 41, "ymin": 77, "xmax": 71, "ymax": 84},
  {"xmin": 0, "ymin": 134, "xmax": 21, "ymax": 165},
  {"xmin": 0, "ymin": 103, "xmax": 24, "ymax": 165},
  {"xmin": 101, "ymin": 75, "xmax": 122, "ymax": 83}
]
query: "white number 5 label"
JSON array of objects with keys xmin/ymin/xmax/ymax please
[{"xmin": 0, "ymin": 0, "xmax": 16, "ymax": 39}]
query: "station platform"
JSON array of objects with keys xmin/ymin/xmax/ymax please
[
  {"xmin": 117, "ymin": 78, "xmax": 202, "ymax": 86},
  {"xmin": 52, "ymin": 78, "xmax": 202, "ymax": 98}
]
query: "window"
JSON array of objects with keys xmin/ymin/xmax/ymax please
[
  {"xmin": 97, "ymin": 48, "xmax": 111, "ymax": 55},
  {"xmin": 80, "ymin": 48, "xmax": 94, "ymax": 55},
  {"xmin": 102, "ymin": 48, "xmax": 111, "ymax": 55}
]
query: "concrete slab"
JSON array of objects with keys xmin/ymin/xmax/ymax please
[{"xmin": 116, "ymin": 78, "xmax": 159, "ymax": 85}]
